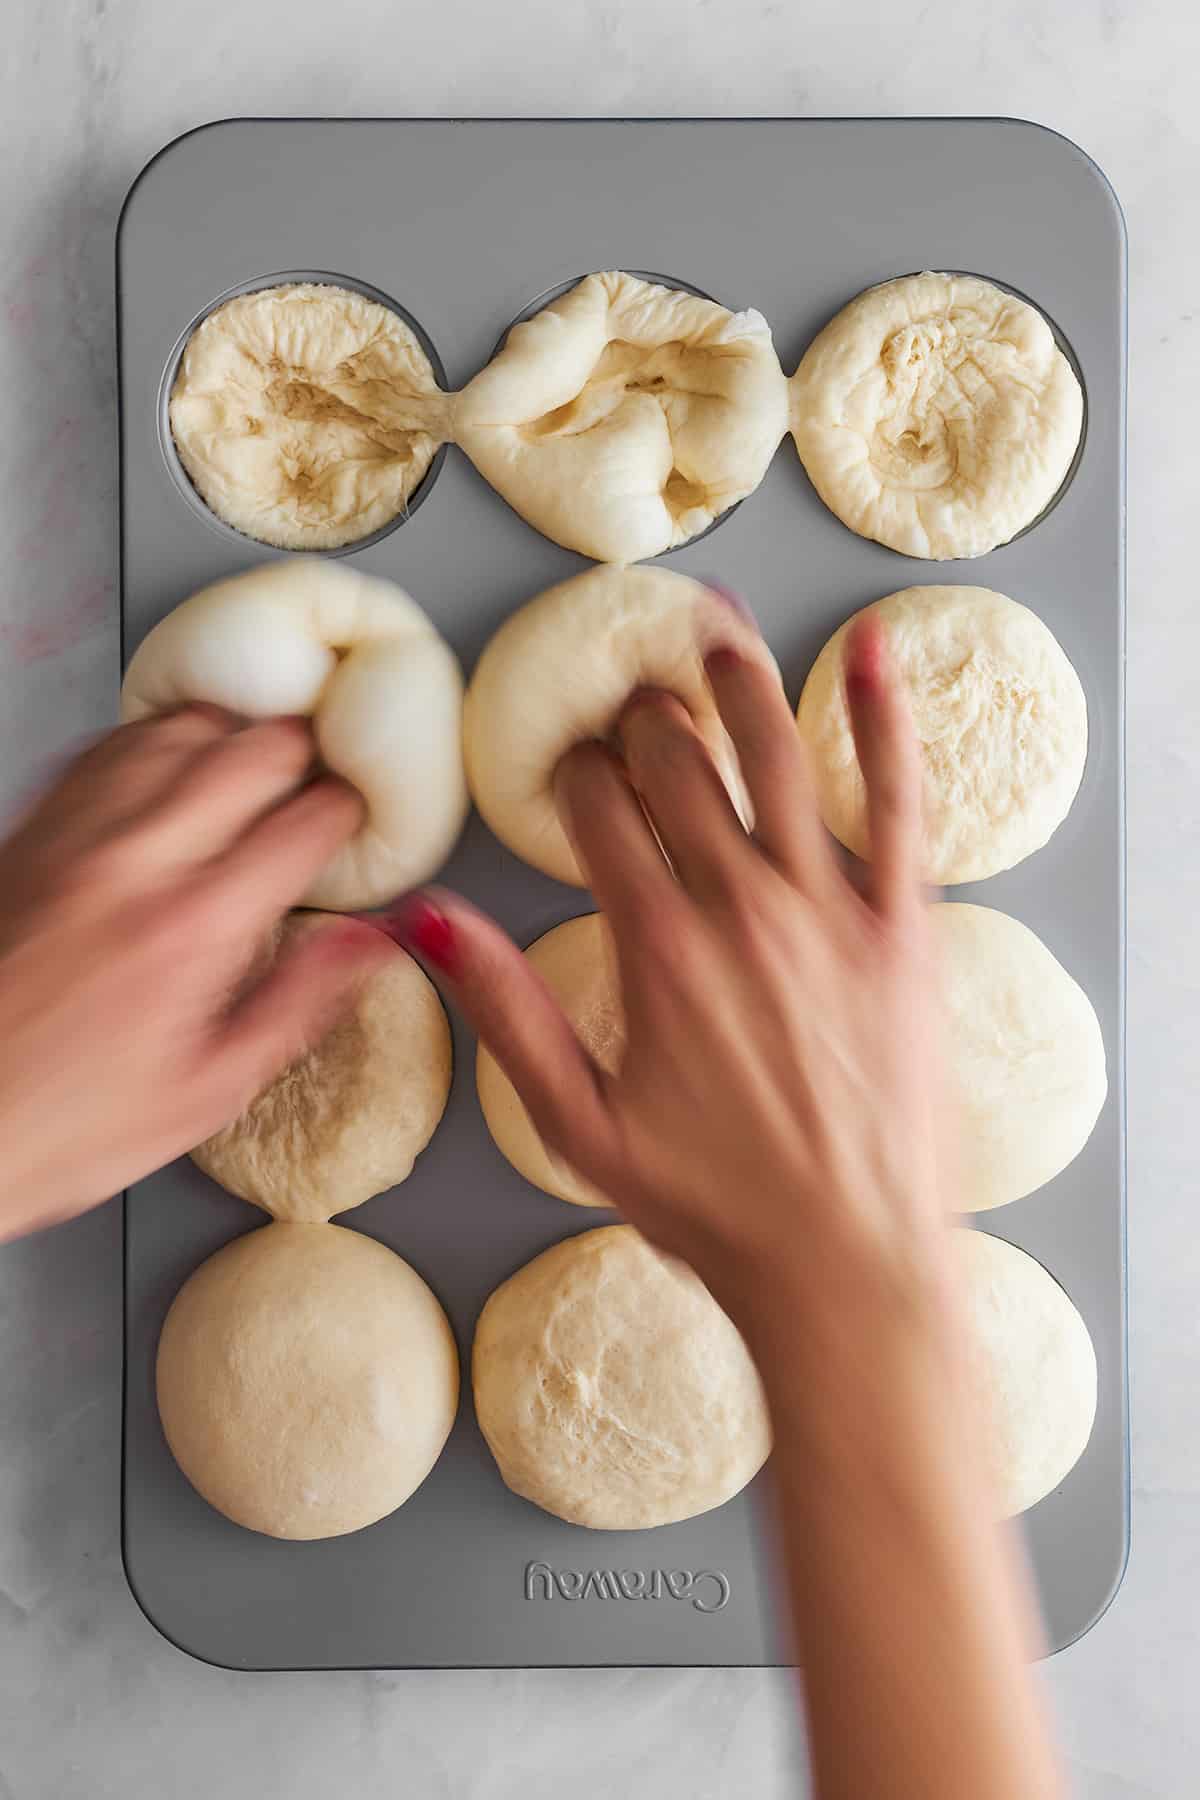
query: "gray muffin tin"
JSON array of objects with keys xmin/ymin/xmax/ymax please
[{"xmin": 118, "ymin": 118, "xmax": 1127, "ymax": 1670}]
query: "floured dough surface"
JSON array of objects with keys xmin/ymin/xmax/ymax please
[
  {"xmin": 477, "ymin": 914, "xmax": 620, "ymax": 1208},
  {"xmin": 463, "ymin": 564, "xmax": 779, "ymax": 884},
  {"xmin": 120, "ymin": 559, "xmax": 467, "ymax": 910},
  {"xmin": 170, "ymin": 283, "xmax": 447, "ymax": 550},
  {"xmin": 157, "ymin": 1222, "xmax": 459, "ymax": 1539},
  {"xmin": 192, "ymin": 913, "xmax": 452, "ymax": 1221},
  {"xmin": 796, "ymin": 586, "xmax": 1087, "ymax": 883},
  {"xmin": 933, "ymin": 904, "xmax": 1107, "ymax": 1212},
  {"xmin": 455, "ymin": 271, "xmax": 789, "ymax": 563},
  {"xmin": 473, "ymin": 1225, "xmax": 771, "ymax": 1529},
  {"xmin": 955, "ymin": 1228, "xmax": 1097, "ymax": 1517},
  {"xmin": 790, "ymin": 272, "xmax": 1083, "ymax": 559}
]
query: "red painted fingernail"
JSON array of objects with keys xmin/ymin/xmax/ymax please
[
  {"xmin": 371, "ymin": 895, "xmax": 460, "ymax": 977},
  {"xmin": 702, "ymin": 580, "xmax": 759, "ymax": 630},
  {"xmin": 704, "ymin": 644, "xmax": 744, "ymax": 676}
]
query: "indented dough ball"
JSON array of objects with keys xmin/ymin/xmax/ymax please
[
  {"xmin": 170, "ymin": 282, "xmax": 449, "ymax": 550},
  {"xmin": 156, "ymin": 1222, "xmax": 459, "ymax": 1540},
  {"xmin": 789, "ymin": 272, "xmax": 1083, "ymax": 560},
  {"xmin": 192, "ymin": 913, "xmax": 452, "ymax": 1222},
  {"xmin": 120, "ymin": 559, "xmax": 467, "ymax": 910},
  {"xmin": 955, "ymin": 1229, "xmax": 1097, "ymax": 1517},
  {"xmin": 454, "ymin": 271, "xmax": 789, "ymax": 563},
  {"xmin": 796, "ymin": 586, "xmax": 1087, "ymax": 884},
  {"xmin": 477, "ymin": 914, "xmax": 619, "ymax": 1208},
  {"xmin": 463, "ymin": 564, "xmax": 779, "ymax": 884},
  {"xmin": 933, "ymin": 905, "xmax": 1107, "ymax": 1212},
  {"xmin": 473, "ymin": 1225, "xmax": 771, "ymax": 1529}
]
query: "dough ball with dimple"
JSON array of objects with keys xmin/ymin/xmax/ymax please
[
  {"xmin": 473, "ymin": 1225, "xmax": 771, "ymax": 1529},
  {"xmin": 120, "ymin": 559, "xmax": 467, "ymax": 910},
  {"xmin": 955, "ymin": 1229, "xmax": 1097, "ymax": 1517},
  {"xmin": 170, "ymin": 283, "xmax": 448, "ymax": 550},
  {"xmin": 789, "ymin": 272, "xmax": 1083, "ymax": 559},
  {"xmin": 463, "ymin": 564, "xmax": 780, "ymax": 884},
  {"xmin": 455, "ymin": 271, "xmax": 789, "ymax": 563},
  {"xmin": 156, "ymin": 1222, "xmax": 459, "ymax": 1539},
  {"xmin": 796, "ymin": 586, "xmax": 1087, "ymax": 884},
  {"xmin": 477, "ymin": 914, "xmax": 619, "ymax": 1208},
  {"xmin": 192, "ymin": 914, "xmax": 452, "ymax": 1222},
  {"xmin": 934, "ymin": 905, "xmax": 1107, "ymax": 1213}
]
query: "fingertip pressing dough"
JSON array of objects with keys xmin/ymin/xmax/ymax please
[
  {"xmin": 192, "ymin": 913, "xmax": 452, "ymax": 1221},
  {"xmin": 933, "ymin": 904, "xmax": 1107, "ymax": 1213},
  {"xmin": 455, "ymin": 271, "xmax": 789, "ymax": 563},
  {"xmin": 120, "ymin": 559, "xmax": 468, "ymax": 910},
  {"xmin": 170, "ymin": 282, "xmax": 448, "ymax": 550},
  {"xmin": 477, "ymin": 913, "xmax": 620, "ymax": 1208},
  {"xmin": 463, "ymin": 563, "xmax": 780, "ymax": 884},
  {"xmin": 156, "ymin": 1222, "xmax": 459, "ymax": 1539},
  {"xmin": 955, "ymin": 1228, "xmax": 1097, "ymax": 1516},
  {"xmin": 789, "ymin": 272, "xmax": 1083, "ymax": 559},
  {"xmin": 796, "ymin": 586, "xmax": 1087, "ymax": 884},
  {"xmin": 473, "ymin": 1225, "xmax": 771, "ymax": 1529}
]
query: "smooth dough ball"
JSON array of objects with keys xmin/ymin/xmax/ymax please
[
  {"xmin": 170, "ymin": 282, "xmax": 448, "ymax": 550},
  {"xmin": 789, "ymin": 272, "xmax": 1083, "ymax": 559},
  {"xmin": 955, "ymin": 1228, "xmax": 1097, "ymax": 1516},
  {"xmin": 120, "ymin": 559, "xmax": 467, "ymax": 910},
  {"xmin": 477, "ymin": 914, "xmax": 619, "ymax": 1208},
  {"xmin": 463, "ymin": 564, "xmax": 780, "ymax": 884},
  {"xmin": 796, "ymin": 586, "xmax": 1087, "ymax": 883},
  {"xmin": 157, "ymin": 1222, "xmax": 459, "ymax": 1539},
  {"xmin": 192, "ymin": 913, "xmax": 452, "ymax": 1221},
  {"xmin": 474, "ymin": 1225, "xmax": 771, "ymax": 1529},
  {"xmin": 934, "ymin": 905, "xmax": 1107, "ymax": 1212},
  {"xmin": 454, "ymin": 271, "xmax": 789, "ymax": 563}
]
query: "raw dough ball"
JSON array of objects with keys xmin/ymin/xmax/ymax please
[
  {"xmin": 120, "ymin": 559, "xmax": 468, "ymax": 910},
  {"xmin": 192, "ymin": 913, "xmax": 452, "ymax": 1221},
  {"xmin": 473, "ymin": 1225, "xmax": 771, "ymax": 1529},
  {"xmin": 477, "ymin": 914, "xmax": 619, "ymax": 1208},
  {"xmin": 934, "ymin": 904, "xmax": 1107, "ymax": 1212},
  {"xmin": 455, "ymin": 271, "xmax": 788, "ymax": 563},
  {"xmin": 796, "ymin": 586, "xmax": 1087, "ymax": 884},
  {"xmin": 955, "ymin": 1228, "xmax": 1097, "ymax": 1516},
  {"xmin": 157, "ymin": 1222, "xmax": 459, "ymax": 1540},
  {"xmin": 789, "ymin": 272, "xmax": 1083, "ymax": 559},
  {"xmin": 463, "ymin": 564, "xmax": 779, "ymax": 884},
  {"xmin": 170, "ymin": 282, "xmax": 447, "ymax": 550}
]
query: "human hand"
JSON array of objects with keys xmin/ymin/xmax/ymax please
[{"xmin": 0, "ymin": 707, "xmax": 389, "ymax": 1240}]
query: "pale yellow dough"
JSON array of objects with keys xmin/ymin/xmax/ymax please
[
  {"xmin": 955, "ymin": 1229, "xmax": 1097, "ymax": 1517},
  {"xmin": 473, "ymin": 1226, "xmax": 771, "ymax": 1530},
  {"xmin": 170, "ymin": 283, "xmax": 447, "ymax": 550},
  {"xmin": 796, "ymin": 586, "xmax": 1087, "ymax": 884},
  {"xmin": 156, "ymin": 1222, "xmax": 459, "ymax": 1540},
  {"xmin": 933, "ymin": 904, "xmax": 1107, "ymax": 1213},
  {"xmin": 192, "ymin": 914, "xmax": 452, "ymax": 1221},
  {"xmin": 463, "ymin": 564, "xmax": 780, "ymax": 884},
  {"xmin": 477, "ymin": 914, "xmax": 619, "ymax": 1208},
  {"xmin": 120, "ymin": 560, "xmax": 467, "ymax": 910},
  {"xmin": 455, "ymin": 271, "xmax": 789, "ymax": 563},
  {"xmin": 790, "ymin": 272, "xmax": 1083, "ymax": 559}
]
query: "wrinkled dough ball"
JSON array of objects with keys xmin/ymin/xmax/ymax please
[
  {"xmin": 934, "ymin": 905, "xmax": 1107, "ymax": 1213},
  {"xmin": 157, "ymin": 1223, "xmax": 459, "ymax": 1539},
  {"xmin": 455, "ymin": 271, "xmax": 789, "ymax": 563},
  {"xmin": 192, "ymin": 914, "xmax": 452, "ymax": 1221},
  {"xmin": 789, "ymin": 272, "xmax": 1083, "ymax": 559},
  {"xmin": 120, "ymin": 559, "xmax": 467, "ymax": 910},
  {"xmin": 473, "ymin": 1225, "xmax": 771, "ymax": 1529},
  {"xmin": 477, "ymin": 914, "xmax": 619, "ymax": 1208},
  {"xmin": 463, "ymin": 564, "xmax": 780, "ymax": 884},
  {"xmin": 796, "ymin": 586, "xmax": 1087, "ymax": 884},
  {"xmin": 170, "ymin": 283, "xmax": 448, "ymax": 550},
  {"xmin": 955, "ymin": 1229, "xmax": 1097, "ymax": 1517}
]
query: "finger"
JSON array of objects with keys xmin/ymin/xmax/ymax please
[
  {"xmin": 199, "ymin": 775, "xmax": 365, "ymax": 923},
  {"xmin": 131, "ymin": 717, "xmax": 316, "ymax": 871},
  {"xmin": 616, "ymin": 689, "xmax": 750, "ymax": 898},
  {"xmin": 553, "ymin": 739, "xmax": 674, "ymax": 926},
  {"xmin": 844, "ymin": 611, "xmax": 923, "ymax": 918}
]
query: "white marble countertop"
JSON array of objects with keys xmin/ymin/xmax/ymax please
[{"xmin": 0, "ymin": 1, "xmax": 1195, "ymax": 1794}]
